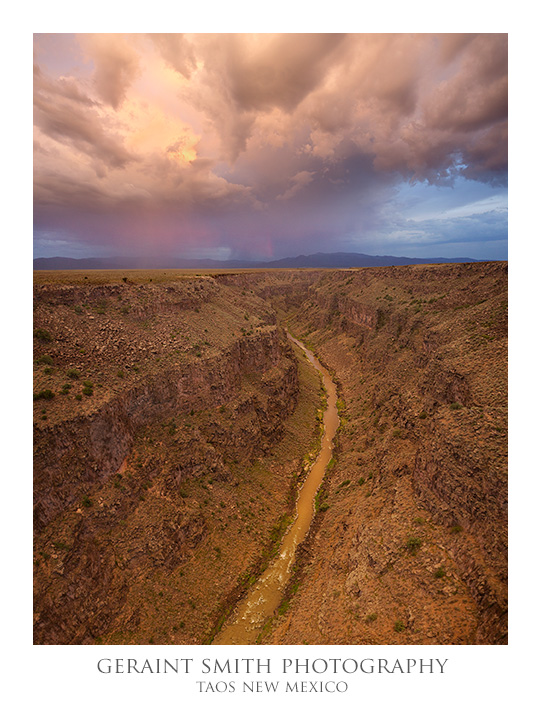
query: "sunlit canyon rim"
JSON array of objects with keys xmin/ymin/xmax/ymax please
[{"xmin": 33, "ymin": 262, "xmax": 507, "ymax": 645}]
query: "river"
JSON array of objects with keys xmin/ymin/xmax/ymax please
[{"xmin": 213, "ymin": 333, "xmax": 339, "ymax": 644}]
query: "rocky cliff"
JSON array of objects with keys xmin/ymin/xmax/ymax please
[
  {"xmin": 250, "ymin": 262, "xmax": 507, "ymax": 645},
  {"xmin": 33, "ymin": 276, "xmax": 316, "ymax": 644}
]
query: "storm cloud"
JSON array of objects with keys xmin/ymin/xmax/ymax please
[{"xmin": 33, "ymin": 33, "xmax": 508, "ymax": 260}]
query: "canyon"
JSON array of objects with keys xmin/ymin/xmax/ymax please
[{"xmin": 33, "ymin": 261, "xmax": 507, "ymax": 645}]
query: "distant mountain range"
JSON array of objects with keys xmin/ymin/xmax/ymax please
[{"xmin": 33, "ymin": 252, "xmax": 478, "ymax": 270}]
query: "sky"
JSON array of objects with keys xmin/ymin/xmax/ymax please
[{"xmin": 33, "ymin": 33, "xmax": 508, "ymax": 261}]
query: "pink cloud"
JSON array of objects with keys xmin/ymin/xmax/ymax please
[{"xmin": 33, "ymin": 33, "xmax": 507, "ymax": 258}]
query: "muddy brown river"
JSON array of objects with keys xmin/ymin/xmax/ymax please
[{"xmin": 213, "ymin": 333, "xmax": 339, "ymax": 644}]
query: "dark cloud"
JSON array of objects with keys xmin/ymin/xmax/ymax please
[
  {"xmin": 148, "ymin": 33, "xmax": 197, "ymax": 79},
  {"xmin": 424, "ymin": 35, "xmax": 508, "ymax": 132},
  {"xmin": 174, "ymin": 34, "xmax": 347, "ymax": 162},
  {"xmin": 221, "ymin": 33, "xmax": 347, "ymax": 112},
  {"xmin": 33, "ymin": 64, "xmax": 96, "ymax": 106},
  {"xmin": 34, "ymin": 171, "xmax": 113, "ymax": 210},
  {"xmin": 33, "ymin": 33, "xmax": 508, "ymax": 260},
  {"xmin": 298, "ymin": 34, "xmax": 507, "ymax": 185},
  {"xmin": 434, "ymin": 33, "xmax": 477, "ymax": 64},
  {"xmin": 34, "ymin": 63, "xmax": 135, "ymax": 170},
  {"xmin": 460, "ymin": 122, "xmax": 508, "ymax": 183},
  {"xmin": 79, "ymin": 34, "xmax": 141, "ymax": 110}
]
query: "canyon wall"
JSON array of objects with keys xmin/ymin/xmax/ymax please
[
  {"xmin": 250, "ymin": 262, "xmax": 507, "ymax": 645},
  {"xmin": 33, "ymin": 277, "xmax": 306, "ymax": 644}
]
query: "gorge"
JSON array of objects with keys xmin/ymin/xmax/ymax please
[{"xmin": 33, "ymin": 261, "xmax": 507, "ymax": 645}]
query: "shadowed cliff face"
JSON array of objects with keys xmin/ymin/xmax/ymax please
[
  {"xmin": 33, "ymin": 276, "xmax": 306, "ymax": 644},
  {"xmin": 33, "ymin": 262, "xmax": 507, "ymax": 645},
  {"xmin": 33, "ymin": 326, "xmax": 294, "ymax": 532}
]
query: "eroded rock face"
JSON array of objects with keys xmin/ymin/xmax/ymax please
[{"xmin": 33, "ymin": 326, "xmax": 296, "ymax": 532}]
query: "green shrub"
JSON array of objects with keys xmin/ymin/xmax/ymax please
[
  {"xmin": 81, "ymin": 495, "xmax": 92, "ymax": 507},
  {"xmin": 37, "ymin": 355, "xmax": 53, "ymax": 365},
  {"xmin": 82, "ymin": 380, "xmax": 94, "ymax": 396},
  {"xmin": 33, "ymin": 389, "xmax": 54, "ymax": 401},
  {"xmin": 53, "ymin": 540, "xmax": 70, "ymax": 551},
  {"xmin": 434, "ymin": 567, "xmax": 445, "ymax": 579},
  {"xmin": 450, "ymin": 524, "xmax": 463, "ymax": 534},
  {"xmin": 315, "ymin": 488, "xmax": 329, "ymax": 512},
  {"xmin": 394, "ymin": 620, "xmax": 406, "ymax": 633},
  {"xmin": 67, "ymin": 369, "xmax": 80, "ymax": 380},
  {"xmin": 365, "ymin": 613, "xmax": 377, "ymax": 623},
  {"xmin": 450, "ymin": 402, "xmax": 463, "ymax": 410},
  {"xmin": 418, "ymin": 411, "xmax": 427, "ymax": 419},
  {"xmin": 358, "ymin": 477, "xmax": 365, "ymax": 486},
  {"xmin": 406, "ymin": 536, "xmax": 422, "ymax": 554},
  {"xmin": 34, "ymin": 328, "xmax": 53, "ymax": 341},
  {"xmin": 278, "ymin": 599, "xmax": 290, "ymax": 616}
]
